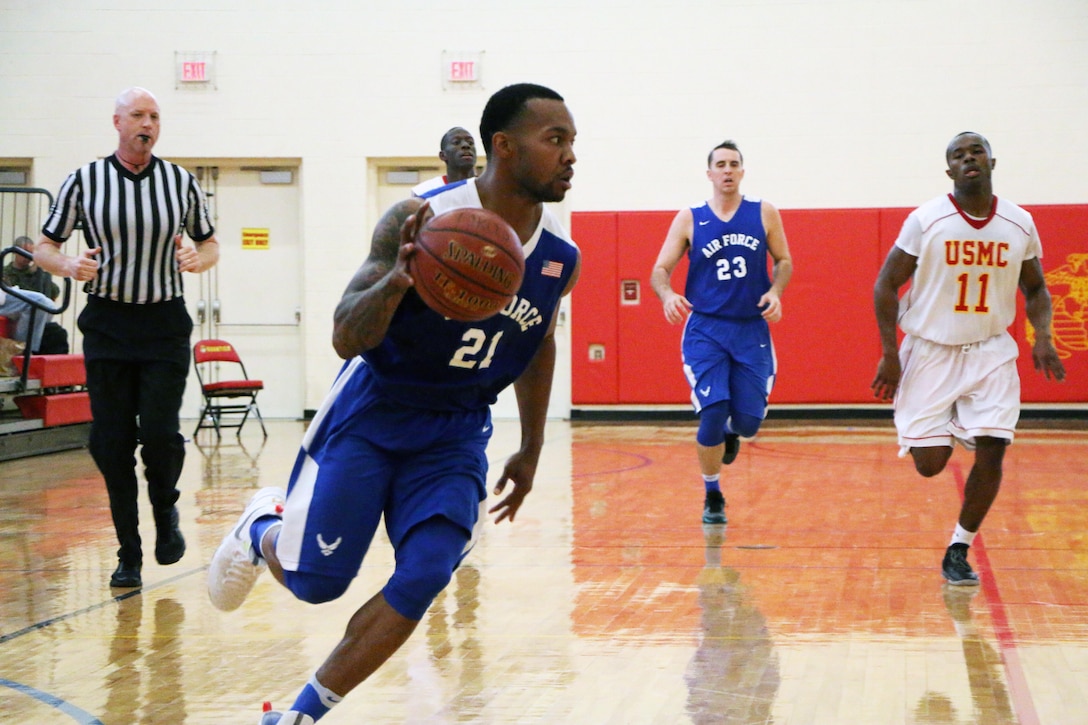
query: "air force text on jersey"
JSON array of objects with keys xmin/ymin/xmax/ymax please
[
  {"xmin": 700, "ymin": 232, "xmax": 761, "ymax": 258},
  {"xmin": 498, "ymin": 293, "xmax": 545, "ymax": 332}
]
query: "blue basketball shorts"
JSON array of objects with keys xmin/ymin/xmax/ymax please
[
  {"xmin": 274, "ymin": 358, "xmax": 492, "ymax": 580},
  {"xmin": 681, "ymin": 313, "xmax": 777, "ymax": 418}
]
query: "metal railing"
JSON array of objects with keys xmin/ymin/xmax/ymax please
[{"xmin": 0, "ymin": 186, "xmax": 73, "ymax": 390}]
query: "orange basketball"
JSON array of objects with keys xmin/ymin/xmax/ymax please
[{"xmin": 410, "ymin": 207, "xmax": 525, "ymax": 322}]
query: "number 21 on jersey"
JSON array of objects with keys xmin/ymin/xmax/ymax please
[{"xmin": 450, "ymin": 328, "xmax": 504, "ymax": 369}]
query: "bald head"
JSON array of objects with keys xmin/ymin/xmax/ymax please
[
  {"xmin": 113, "ymin": 87, "xmax": 161, "ymax": 162},
  {"xmin": 115, "ymin": 87, "xmax": 157, "ymax": 114}
]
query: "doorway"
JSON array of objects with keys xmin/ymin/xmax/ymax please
[{"xmin": 174, "ymin": 160, "xmax": 304, "ymax": 422}]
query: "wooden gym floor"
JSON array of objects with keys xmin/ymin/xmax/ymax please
[{"xmin": 1, "ymin": 418, "xmax": 1087, "ymax": 724}]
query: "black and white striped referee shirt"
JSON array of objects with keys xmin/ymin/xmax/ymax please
[{"xmin": 41, "ymin": 154, "xmax": 215, "ymax": 304}]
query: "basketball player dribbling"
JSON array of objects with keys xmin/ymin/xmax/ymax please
[
  {"xmin": 872, "ymin": 131, "xmax": 1066, "ymax": 586},
  {"xmin": 206, "ymin": 83, "xmax": 580, "ymax": 724}
]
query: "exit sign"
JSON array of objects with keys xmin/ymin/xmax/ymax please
[
  {"xmin": 182, "ymin": 62, "xmax": 206, "ymax": 82},
  {"xmin": 446, "ymin": 60, "xmax": 477, "ymax": 82},
  {"xmin": 441, "ymin": 51, "xmax": 483, "ymax": 90},
  {"xmin": 175, "ymin": 51, "xmax": 216, "ymax": 89}
]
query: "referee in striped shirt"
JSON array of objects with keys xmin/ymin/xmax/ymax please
[{"xmin": 35, "ymin": 87, "xmax": 220, "ymax": 589}]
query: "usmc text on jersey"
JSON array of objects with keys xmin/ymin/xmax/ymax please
[{"xmin": 945, "ymin": 240, "xmax": 1009, "ymax": 267}]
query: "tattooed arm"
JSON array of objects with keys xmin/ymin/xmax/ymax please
[{"xmin": 332, "ymin": 198, "xmax": 429, "ymax": 359}]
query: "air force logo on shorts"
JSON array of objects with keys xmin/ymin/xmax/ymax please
[{"xmin": 317, "ymin": 534, "xmax": 342, "ymax": 557}]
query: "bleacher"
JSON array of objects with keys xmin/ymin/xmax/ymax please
[
  {"xmin": 0, "ymin": 349, "xmax": 91, "ymax": 461},
  {"xmin": 1, "ymin": 186, "xmax": 90, "ymax": 461}
]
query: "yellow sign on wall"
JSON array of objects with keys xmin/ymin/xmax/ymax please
[{"xmin": 242, "ymin": 228, "xmax": 269, "ymax": 250}]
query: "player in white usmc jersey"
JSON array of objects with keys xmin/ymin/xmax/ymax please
[{"xmin": 872, "ymin": 131, "xmax": 1066, "ymax": 586}]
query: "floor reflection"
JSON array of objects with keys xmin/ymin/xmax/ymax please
[
  {"xmin": 931, "ymin": 583, "xmax": 1014, "ymax": 722},
  {"xmin": 147, "ymin": 597, "xmax": 187, "ymax": 722},
  {"xmin": 686, "ymin": 525, "xmax": 779, "ymax": 724},
  {"xmin": 425, "ymin": 564, "xmax": 484, "ymax": 723},
  {"xmin": 103, "ymin": 594, "xmax": 142, "ymax": 724},
  {"xmin": 2, "ymin": 421, "xmax": 1088, "ymax": 722}
]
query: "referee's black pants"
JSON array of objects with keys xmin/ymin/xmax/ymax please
[{"xmin": 79, "ymin": 297, "xmax": 192, "ymax": 567}]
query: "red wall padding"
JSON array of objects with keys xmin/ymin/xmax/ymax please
[
  {"xmin": 569, "ymin": 213, "xmax": 619, "ymax": 403},
  {"xmin": 1015, "ymin": 205, "xmax": 1088, "ymax": 402},
  {"xmin": 616, "ymin": 212, "xmax": 688, "ymax": 403},
  {"xmin": 571, "ymin": 204, "xmax": 1088, "ymax": 406}
]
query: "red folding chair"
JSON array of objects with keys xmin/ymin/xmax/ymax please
[{"xmin": 192, "ymin": 339, "xmax": 267, "ymax": 439}]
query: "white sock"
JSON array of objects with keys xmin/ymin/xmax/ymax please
[
  {"xmin": 949, "ymin": 523, "xmax": 977, "ymax": 547},
  {"xmin": 306, "ymin": 674, "xmax": 343, "ymax": 709}
]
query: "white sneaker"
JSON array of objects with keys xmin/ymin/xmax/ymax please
[
  {"xmin": 208, "ymin": 487, "xmax": 286, "ymax": 611},
  {"xmin": 260, "ymin": 706, "xmax": 314, "ymax": 725}
]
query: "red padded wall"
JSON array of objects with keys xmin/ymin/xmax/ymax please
[
  {"xmin": 571, "ymin": 205, "xmax": 1088, "ymax": 406},
  {"xmin": 616, "ymin": 212, "xmax": 688, "ymax": 403},
  {"xmin": 570, "ymin": 213, "xmax": 619, "ymax": 403},
  {"xmin": 772, "ymin": 209, "xmax": 883, "ymax": 403},
  {"xmin": 1017, "ymin": 205, "xmax": 1088, "ymax": 403}
]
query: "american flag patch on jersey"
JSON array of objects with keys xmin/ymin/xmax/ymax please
[{"xmin": 541, "ymin": 260, "xmax": 564, "ymax": 278}]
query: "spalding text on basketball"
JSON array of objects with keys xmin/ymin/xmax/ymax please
[
  {"xmin": 430, "ymin": 269, "xmax": 503, "ymax": 314},
  {"xmin": 443, "ymin": 240, "xmax": 519, "ymax": 291}
]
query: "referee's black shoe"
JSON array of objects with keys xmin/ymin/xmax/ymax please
[
  {"xmin": 154, "ymin": 506, "xmax": 186, "ymax": 565},
  {"xmin": 110, "ymin": 561, "xmax": 142, "ymax": 588}
]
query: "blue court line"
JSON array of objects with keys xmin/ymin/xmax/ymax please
[
  {"xmin": 0, "ymin": 565, "xmax": 205, "ymax": 645},
  {"xmin": 0, "ymin": 678, "xmax": 104, "ymax": 725},
  {"xmin": 0, "ymin": 566, "xmax": 206, "ymax": 723}
]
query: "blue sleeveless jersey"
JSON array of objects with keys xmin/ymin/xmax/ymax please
[
  {"xmin": 362, "ymin": 178, "xmax": 578, "ymax": 411},
  {"xmin": 684, "ymin": 197, "xmax": 771, "ymax": 320}
]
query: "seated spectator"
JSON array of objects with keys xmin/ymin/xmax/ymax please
[
  {"xmin": 0, "ymin": 286, "xmax": 52, "ymax": 353},
  {"xmin": 4, "ymin": 236, "xmax": 60, "ymax": 299},
  {"xmin": 3, "ymin": 236, "xmax": 68, "ymax": 353}
]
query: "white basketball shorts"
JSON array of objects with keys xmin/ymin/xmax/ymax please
[{"xmin": 894, "ymin": 332, "xmax": 1020, "ymax": 454}]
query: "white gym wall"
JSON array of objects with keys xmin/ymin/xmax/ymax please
[{"xmin": 2, "ymin": 1, "xmax": 1085, "ymax": 414}]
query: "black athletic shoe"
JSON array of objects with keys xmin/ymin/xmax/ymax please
[
  {"xmin": 154, "ymin": 506, "xmax": 186, "ymax": 565},
  {"xmin": 942, "ymin": 544, "xmax": 979, "ymax": 586},
  {"xmin": 110, "ymin": 561, "xmax": 142, "ymax": 588},
  {"xmin": 722, "ymin": 434, "xmax": 741, "ymax": 465},
  {"xmin": 702, "ymin": 490, "xmax": 727, "ymax": 525}
]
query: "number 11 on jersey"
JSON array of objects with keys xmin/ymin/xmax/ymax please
[{"xmin": 954, "ymin": 272, "xmax": 990, "ymax": 313}]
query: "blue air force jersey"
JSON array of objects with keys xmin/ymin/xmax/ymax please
[
  {"xmin": 684, "ymin": 197, "xmax": 771, "ymax": 321},
  {"xmin": 362, "ymin": 178, "xmax": 578, "ymax": 411}
]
